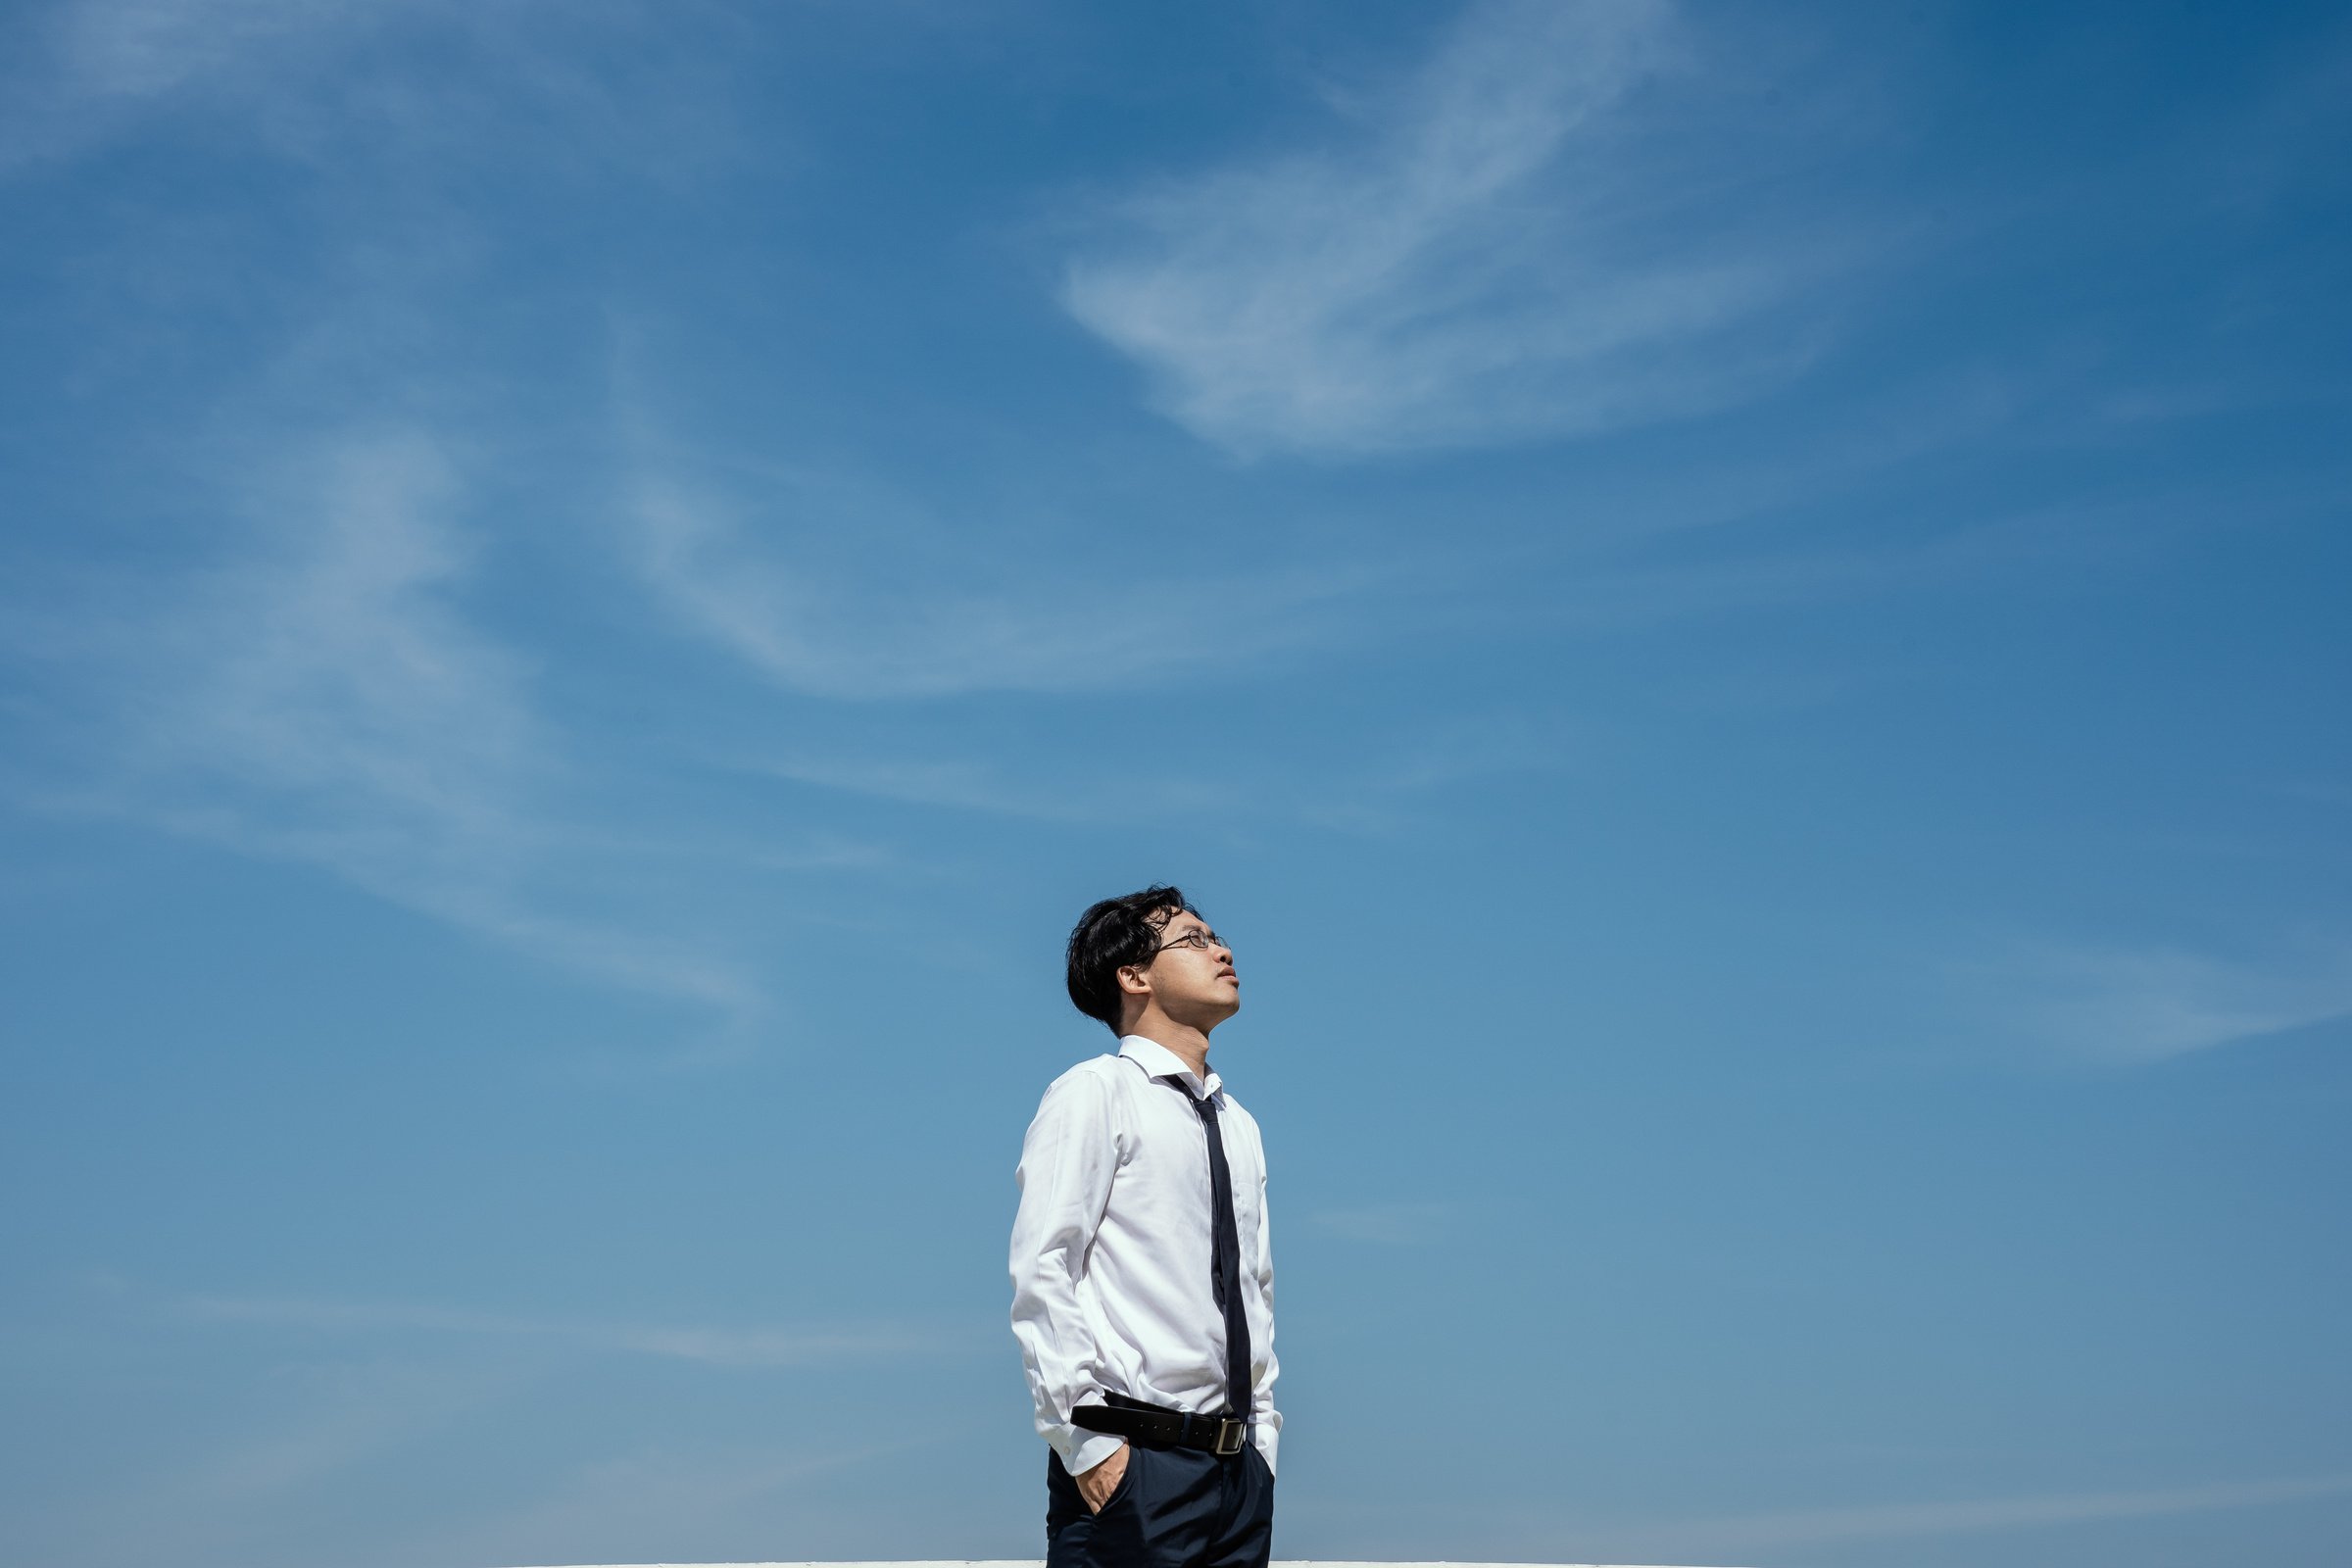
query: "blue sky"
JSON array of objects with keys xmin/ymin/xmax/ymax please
[{"xmin": 1, "ymin": 1, "xmax": 2348, "ymax": 1564}]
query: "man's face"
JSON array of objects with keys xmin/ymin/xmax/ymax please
[{"xmin": 1132, "ymin": 907, "xmax": 1240, "ymax": 1027}]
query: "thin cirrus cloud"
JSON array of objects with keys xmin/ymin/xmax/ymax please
[
  {"xmin": 40, "ymin": 0, "xmax": 368, "ymax": 97},
  {"xmin": 7, "ymin": 428, "xmax": 758, "ymax": 1017},
  {"xmin": 1060, "ymin": 0, "xmax": 1853, "ymax": 458},
  {"xmin": 5, "ymin": 0, "xmax": 433, "ymax": 168},
  {"xmin": 40, "ymin": 1357, "xmax": 530, "ymax": 1568},
  {"xmin": 747, "ymin": 714, "xmax": 1566, "ymax": 834},
  {"xmin": 630, "ymin": 472, "xmax": 1388, "ymax": 700},
  {"xmin": 1, "ymin": 0, "xmax": 731, "ymax": 178},
  {"xmin": 439, "ymin": 1437, "xmax": 932, "ymax": 1568},
  {"xmin": 1998, "ymin": 941, "xmax": 2352, "ymax": 1063},
  {"xmin": 180, "ymin": 1290, "xmax": 950, "ymax": 1370},
  {"xmin": 1654, "ymin": 1468, "xmax": 2352, "ymax": 1553},
  {"xmin": 750, "ymin": 751, "xmax": 1175, "ymax": 824}
]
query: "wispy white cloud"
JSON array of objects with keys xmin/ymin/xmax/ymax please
[
  {"xmin": 430, "ymin": 1435, "xmax": 939, "ymax": 1568},
  {"xmin": 158, "ymin": 1356, "xmax": 510, "ymax": 1506},
  {"xmin": 45, "ymin": 1279, "xmax": 954, "ymax": 1563},
  {"xmin": 748, "ymin": 830, "xmax": 912, "ymax": 873},
  {"xmin": 31, "ymin": 1350, "xmax": 535, "ymax": 1568},
  {"xmin": 752, "ymin": 751, "xmax": 1150, "ymax": 822},
  {"xmin": 1993, "ymin": 940, "xmax": 2352, "ymax": 1063},
  {"xmin": 180, "ymin": 1290, "xmax": 955, "ymax": 1370},
  {"xmin": 7, "ymin": 427, "xmax": 760, "ymax": 1018},
  {"xmin": 4, "ymin": 0, "xmax": 432, "ymax": 169},
  {"xmin": 630, "ymin": 469, "xmax": 1386, "ymax": 700},
  {"xmin": 1061, "ymin": 0, "xmax": 1857, "ymax": 456},
  {"xmin": 1, "ymin": 0, "xmax": 734, "ymax": 176},
  {"xmin": 744, "ymin": 703, "xmax": 1569, "ymax": 833},
  {"xmin": 43, "ymin": 0, "xmax": 365, "ymax": 101},
  {"xmin": 1655, "ymin": 1468, "xmax": 2352, "ymax": 1553}
]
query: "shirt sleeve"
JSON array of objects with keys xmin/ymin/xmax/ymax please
[
  {"xmin": 1009, "ymin": 1066, "xmax": 1126, "ymax": 1477},
  {"xmin": 1250, "ymin": 1159, "xmax": 1282, "ymax": 1475}
]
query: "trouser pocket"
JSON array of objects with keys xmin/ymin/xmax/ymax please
[{"xmin": 1094, "ymin": 1445, "xmax": 1141, "ymax": 1514}]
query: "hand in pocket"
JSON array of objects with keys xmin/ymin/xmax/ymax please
[{"xmin": 1077, "ymin": 1443, "xmax": 1130, "ymax": 1514}]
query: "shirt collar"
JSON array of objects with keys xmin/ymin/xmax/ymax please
[{"xmin": 1118, "ymin": 1034, "xmax": 1222, "ymax": 1101}]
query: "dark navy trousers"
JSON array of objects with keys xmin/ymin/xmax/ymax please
[{"xmin": 1046, "ymin": 1441, "xmax": 1275, "ymax": 1568}]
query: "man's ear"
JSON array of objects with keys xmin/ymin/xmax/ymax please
[{"xmin": 1115, "ymin": 962, "xmax": 1153, "ymax": 999}]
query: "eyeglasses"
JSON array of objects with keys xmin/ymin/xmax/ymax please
[{"xmin": 1152, "ymin": 928, "xmax": 1227, "ymax": 956}]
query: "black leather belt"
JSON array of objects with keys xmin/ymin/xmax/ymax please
[{"xmin": 1074, "ymin": 1392, "xmax": 1249, "ymax": 1456}]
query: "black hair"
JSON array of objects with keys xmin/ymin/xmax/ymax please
[{"xmin": 1065, "ymin": 883, "xmax": 1196, "ymax": 1034}]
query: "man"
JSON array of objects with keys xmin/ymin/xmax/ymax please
[{"xmin": 1009, "ymin": 885, "xmax": 1279, "ymax": 1568}]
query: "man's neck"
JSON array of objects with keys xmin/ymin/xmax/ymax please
[{"xmin": 1125, "ymin": 1018, "xmax": 1211, "ymax": 1082}]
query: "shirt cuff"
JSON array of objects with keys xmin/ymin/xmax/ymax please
[
  {"xmin": 1252, "ymin": 1421, "xmax": 1278, "ymax": 1477},
  {"xmin": 1051, "ymin": 1424, "xmax": 1128, "ymax": 1479}
]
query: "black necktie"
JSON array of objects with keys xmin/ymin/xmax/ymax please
[{"xmin": 1188, "ymin": 1088, "xmax": 1253, "ymax": 1421}]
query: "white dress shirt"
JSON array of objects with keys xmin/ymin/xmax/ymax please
[{"xmin": 1010, "ymin": 1034, "xmax": 1280, "ymax": 1477}]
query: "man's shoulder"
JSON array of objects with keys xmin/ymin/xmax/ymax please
[{"xmin": 1040, "ymin": 1051, "xmax": 1138, "ymax": 1100}]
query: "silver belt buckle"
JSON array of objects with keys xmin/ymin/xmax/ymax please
[{"xmin": 1213, "ymin": 1418, "xmax": 1246, "ymax": 1456}]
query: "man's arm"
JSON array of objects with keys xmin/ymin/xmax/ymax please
[
  {"xmin": 1009, "ymin": 1068, "xmax": 1128, "ymax": 1482},
  {"xmin": 1250, "ymin": 1162, "xmax": 1281, "ymax": 1475}
]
